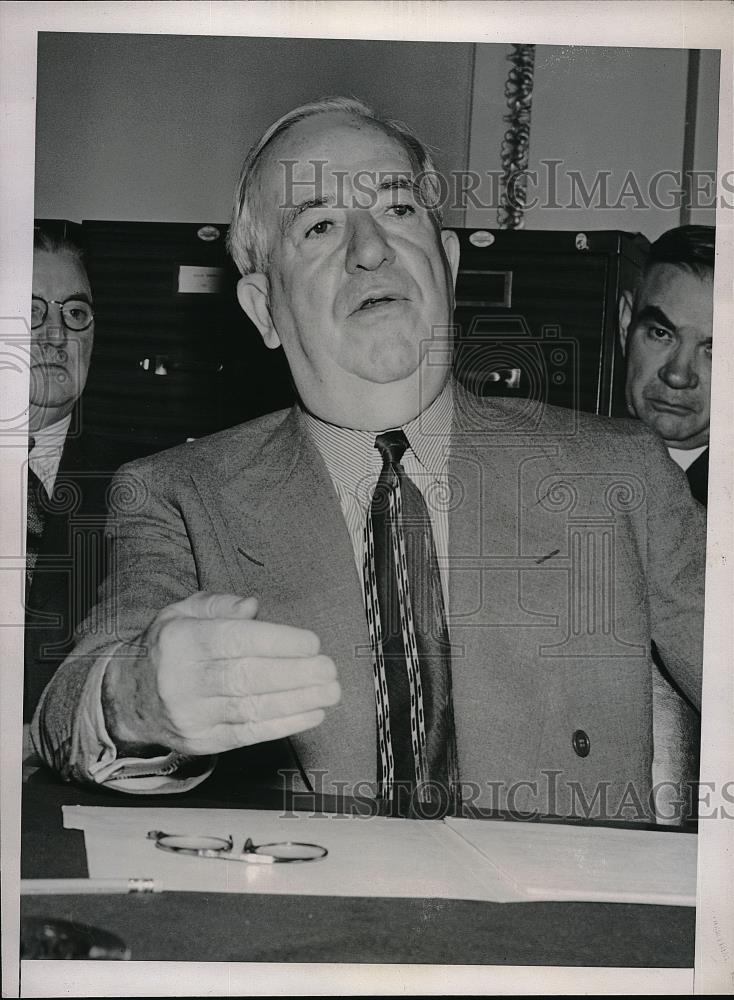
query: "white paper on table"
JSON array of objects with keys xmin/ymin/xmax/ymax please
[
  {"xmin": 444, "ymin": 817, "xmax": 697, "ymax": 906},
  {"xmin": 63, "ymin": 806, "xmax": 697, "ymax": 905},
  {"xmin": 62, "ymin": 806, "xmax": 521, "ymax": 902}
]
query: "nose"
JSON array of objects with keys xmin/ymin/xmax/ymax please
[
  {"xmin": 36, "ymin": 303, "xmax": 68, "ymax": 347},
  {"xmin": 345, "ymin": 213, "xmax": 395, "ymax": 273},
  {"xmin": 658, "ymin": 344, "xmax": 699, "ymax": 390},
  {"xmin": 34, "ymin": 302, "xmax": 67, "ymax": 347}
]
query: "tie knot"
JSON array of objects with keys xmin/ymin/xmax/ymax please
[
  {"xmin": 28, "ymin": 436, "xmax": 36, "ymax": 454},
  {"xmin": 375, "ymin": 429, "xmax": 409, "ymax": 466}
]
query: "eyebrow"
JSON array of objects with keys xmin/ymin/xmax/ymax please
[
  {"xmin": 633, "ymin": 304, "xmax": 676, "ymax": 329},
  {"xmin": 634, "ymin": 303, "xmax": 713, "ymax": 342},
  {"xmin": 33, "ymin": 291, "xmax": 92, "ymax": 304},
  {"xmin": 376, "ymin": 175, "xmax": 420, "ymax": 197},
  {"xmin": 279, "ymin": 175, "xmax": 422, "ymax": 237},
  {"xmin": 280, "ymin": 196, "xmax": 333, "ymax": 237}
]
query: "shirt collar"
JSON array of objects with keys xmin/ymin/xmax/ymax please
[
  {"xmin": 29, "ymin": 413, "xmax": 71, "ymax": 456},
  {"xmin": 303, "ymin": 380, "xmax": 454, "ymax": 504},
  {"xmin": 668, "ymin": 444, "xmax": 707, "ymax": 471},
  {"xmin": 28, "ymin": 414, "xmax": 71, "ymax": 496},
  {"xmin": 402, "ymin": 378, "xmax": 454, "ymax": 474}
]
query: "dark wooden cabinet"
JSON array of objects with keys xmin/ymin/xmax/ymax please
[
  {"xmin": 78, "ymin": 221, "xmax": 294, "ymax": 453},
  {"xmin": 453, "ymin": 228, "xmax": 649, "ymax": 417},
  {"xmin": 35, "ymin": 219, "xmax": 84, "ymax": 246},
  {"xmin": 34, "ymin": 222, "xmax": 648, "ymax": 455}
]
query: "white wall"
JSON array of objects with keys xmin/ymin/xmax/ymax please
[
  {"xmin": 34, "ymin": 32, "xmax": 475, "ymax": 227},
  {"xmin": 689, "ymin": 48, "xmax": 720, "ymax": 229},
  {"xmin": 34, "ymin": 35, "xmax": 720, "ymax": 240},
  {"xmin": 464, "ymin": 42, "xmax": 512, "ymax": 230},
  {"xmin": 466, "ymin": 44, "xmax": 720, "ymax": 240}
]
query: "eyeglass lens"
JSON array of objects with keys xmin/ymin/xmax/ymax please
[
  {"xmin": 154, "ymin": 834, "xmax": 231, "ymax": 852},
  {"xmin": 252, "ymin": 842, "xmax": 326, "ymax": 861},
  {"xmin": 149, "ymin": 830, "xmax": 326, "ymax": 862},
  {"xmin": 31, "ymin": 297, "xmax": 93, "ymax": 331}
]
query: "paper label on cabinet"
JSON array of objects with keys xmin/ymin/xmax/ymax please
[{"xmin": 177, "ymin": 265, "xmax": 225, "ymax": 294}]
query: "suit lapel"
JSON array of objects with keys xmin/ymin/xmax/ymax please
[
  {"xmin": 29, "ymin": 439, "xmax": 76, "ymax": 616},
  {"xmin": 447, "ymin": 387, "xmax": 568, "ymax": 783},
  {"xmin": 191, "ymin": 407, "xmax": 377, "ymax": 788},
  {"xmin": 685, "ymin": 447, "xmax": 708, "ymax": 506},
  {"xmin": 31, "ymin": 429, "xmax": 108, "ymax": 609},
  {"xmin": 187, "ymin": 390, "xmax": 569, "ymax": 792},
  {"xmin": 448, "ymin": 393, "xmax": 522, "ymax": 779}
]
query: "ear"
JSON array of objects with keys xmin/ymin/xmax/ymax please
[
  {"xmin": 618, "ymin": 290, "xmax": 634, "ymax": 356},
  {"xmin": 237, "ymin": 273, "xmax": 281, "ymax": 350},
  {"xmin": 440, "ymin": 229, "xmax": 461, "ymax": 289}
]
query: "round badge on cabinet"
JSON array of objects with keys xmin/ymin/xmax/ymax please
[{"xmin": 572, "ymin": 729, "xmax": 591, "ymax": 757}]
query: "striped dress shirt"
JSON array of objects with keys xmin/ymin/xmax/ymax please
[{"xmin": 302, "ymin": 381, "xmax": 454, "ymax": 614}]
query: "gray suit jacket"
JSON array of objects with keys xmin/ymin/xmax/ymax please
[
  {"xmin": 24, "ymin": 426, "xmax": 135, "ymax": 721},
  {"xmin": 33, "ymin": 388, "xmax": 705, "ymax": 820}
]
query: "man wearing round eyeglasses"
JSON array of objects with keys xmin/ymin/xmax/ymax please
[
  {"xmin": 24, "ymin": 229, "xmax": 129, "ymax": 722},
  {"xmin": 30, "ymin": 235, "xmax": 95, "ymax": 436}
]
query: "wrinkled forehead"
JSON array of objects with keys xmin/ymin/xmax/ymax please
[
  {"xmin": 32, "ymin": 249, "xmax": 91, "ymax": 298},
  {"xmin": 256, "ymin": 112, "xmax": 418, "ymax": 215},
  {"xmin": 637, "ymin": 262, "xmax": 713, "ymax": 305},
  {"xmin": 633, "ymin": 262, "xmax": 714, "ymax": 338}
]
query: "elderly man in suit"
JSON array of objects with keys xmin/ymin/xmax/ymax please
[
  {"xmin": 618, "ymin": 224, "xmax": 714, "ymax": 822},
  {"xmin": 24, "ymin": 229, "xmax": 130, "ymax": 721},
  {"xmin": 32, "ymin": 98, "xmax": 706, "ymax": 823}
]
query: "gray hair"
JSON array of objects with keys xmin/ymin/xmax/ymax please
[
  {"xmin": 227, "ymin": 96, "xmax": 444, "ymax": 275},
  {"xmin": 33, "ymin": 226, "xmax": 85, "ymax": 264}
]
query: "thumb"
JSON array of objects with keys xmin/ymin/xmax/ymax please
[{"xmin": 160, "ymin": 592, "xmax": 259, "ymax": 623}]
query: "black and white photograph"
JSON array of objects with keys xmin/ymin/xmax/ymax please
[{"xmin": 1, "ymin": 2, "xmax": 732, "ymax": 996}]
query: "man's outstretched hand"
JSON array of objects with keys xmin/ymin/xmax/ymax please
[{"xmin": 101, "ymin": 592, "xmax": 340, "ymax": 757}]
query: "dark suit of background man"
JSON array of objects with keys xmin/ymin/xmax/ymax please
[
  {"xmin": 619, "ymin": 224, "xmax": 714, "ymax": 822},
  {"xmin": 33, "ymin": 98, "xmax": 706, "ymax": 825},
  {"xmin": 24, "ymin": 230, "xmax": 130, "ymax": 721}
]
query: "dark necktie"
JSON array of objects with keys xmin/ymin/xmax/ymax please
[
  {"xmin": 26, "ymin": 438, "xmax": 47, "ymax": 593},
  {"xmin": 364, "ymin": 429, "xmax": 459, "ymax": 818}
]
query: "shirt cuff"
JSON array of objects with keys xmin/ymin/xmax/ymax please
[{"xmin": 80, "ymin": 651, "xmax": 215, "ymax": 794}]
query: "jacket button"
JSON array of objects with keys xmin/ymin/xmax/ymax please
[{"xmin": 572, "ymin": 729, "xmax": 590, "ymax": 757}]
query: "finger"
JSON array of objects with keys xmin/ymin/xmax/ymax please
[
  {"xmin": 218, "ymin": 679, "xmax": 341, "ymax": 725},
  {"xmin": 182, "ymin": 617, "xmax": 321, "ymax": 659},
  {"xmin": 159, "ymin": 592, "xmax": 259, "ymax": 624},
  {"xmin": 216, "ymin": 709, "xmax": 329, "ymax": 749},
  {"xmin": 204, "ymin": 654, "xmax": 337, "ymax": 697}
]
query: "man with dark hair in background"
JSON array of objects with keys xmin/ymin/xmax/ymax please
[
  {"xmin": 24, "ymin": 229, "xmax": 131, "ymax": 720},
  {"xmin": 619, "ymin": 225, "xmax": 713, "ymax": 503},
  {"xmin": 619, "ymin": 224, "xmax": 714, "ymax": 822}
]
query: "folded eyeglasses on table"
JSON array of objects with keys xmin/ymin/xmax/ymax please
[{"xmin": 147, "ymin": 830, "xmax": 328, "ymax": 864}]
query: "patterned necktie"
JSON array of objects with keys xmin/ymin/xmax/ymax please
[
  {"xmin": 26, "ymin": 438, "xmax": 47, "ymax": 593},
  {"xmin": 364, "ymin": 429, "xmax": 459, "ymax": 818}
]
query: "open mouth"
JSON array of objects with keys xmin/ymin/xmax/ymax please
[{"xmin": 354, "ymin": 295, "xmax": 403, "ymax": 313}]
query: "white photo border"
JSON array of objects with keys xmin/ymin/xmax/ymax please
[{"xmin": 1, "ymin": 2, "xmax": 732, "ymax": 996}]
